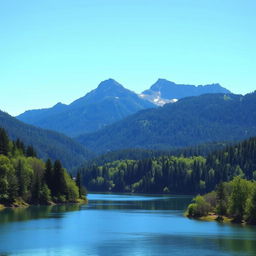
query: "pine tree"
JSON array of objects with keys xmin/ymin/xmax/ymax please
[
  {"xmin": 0, "ymin": 128, "xmax": 9, "ymax": 156},
  {"xmin": 26, "ymin": 145, "xmax": 37, "ymax": 157},
  {"xmin": 31, "ymin": 171, "xmax": 42, "ymax": 204},
  {"xmin": 216, "ymin": 182, "xmax": 227, "ymax": 218},
  {"xmin": 17, "ymin": 160, "xmax": 26, "ymax": 198},
  {"xmin": 15, "ymin": 139, "xmax": 25, "ymax": 154},
  {"xmin": 76, "ymin": 172, "xmax": 82, "ymax": 198},
  {"xmin": 52, "ymin": 160, "xmax": 68, "ymax": 199},
  {"xmin": 44, "ymin": 159, "xmax": 53, "ymax": 191}
]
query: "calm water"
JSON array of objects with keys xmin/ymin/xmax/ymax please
[{"xmin": 0, "ymin": 194, "xmax": 256, "ymax": 256}]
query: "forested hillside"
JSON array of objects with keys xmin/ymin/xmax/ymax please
[
  {"xmin": 78, "ymin": 136, "xmax": 256, "ymax": 194},
  {"xmin": 0, "ymin": 110, "xmax": 92, "ymax": 169},
  {"xmin": 77, "ymin": 92, "xmax": 256, "ymax": 153},
  {"xmin": 0, "ymin": 128, "xmax": 84, "ymax": 207}
]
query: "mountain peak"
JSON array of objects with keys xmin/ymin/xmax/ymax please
[
  {"xmin": 53, "ymin": 102, "xmax": 66, "ymax": 108},
  {"xmin": 143, "ymin": 79, "xmax": 231, "ymax": 101},
  {"xmin": 55, "ymin": 102, "xmax": 63, "ymax": 106},
  {"xmin": 97, "ymin": 79, "xmax": 124, "ymax": 90},
  {"xmin": 156, "ymin": 78, "xmax": 175, "ymax": 84},
  {"xmin": 18, "ymin": 78, "xmax": 155, "ymax": 136},
  {"xmin": 151, "ymin": 79, "xmax": 176, "ymax": 90}
]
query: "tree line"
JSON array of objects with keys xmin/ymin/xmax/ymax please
[
  {"xmin": 0, "ymin": 128, "xmax": 85, "ymax": 207},
  {"xmin": 77, "ymin": 136, "xmax": 256, "ymax": 195},
  {"xmin": 82, "ymin": 141, "xmax": 229, "ymax": 170}
]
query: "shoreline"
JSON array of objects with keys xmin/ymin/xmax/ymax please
[
  {"xmin": 186, "ymin": 213, "xmax": 256, "ymax": 226},
  {"xmin": 192, "ymin": 214, "xmax": 232, "ymax": 224},
  {"xmin": 0, "ymin": 198, "xmax": 88, "ymax": 211}
]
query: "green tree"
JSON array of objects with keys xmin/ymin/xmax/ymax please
[
  {"xmin": 52, "ymin": 160, "xmax": 68, "ymax": 200},
  {"xmin": 245, "ymin": 183, "xmax": 256, "ymax": 224},
  {"xmin": 65, "ymin": 172, "xmax": 79, "ymax": 202},
  {"xmin": 40, "ymin": 184, "xmax": 51, "ymax": 204},
  {"xmin": 15, "ymin": 139, "xmax": 25, "ymax": 154},
  {"xmin": 0, "ymin": 155, "xmax": 10, "ymax": 203},
  {"xmin": 76, "ymin": 172, "xmax": 83, "ymax": 197},
  {"xmin": 44, "ymin": 159, "xmax": 53, "ymax": 191},
  {"xmin": 26, "ymin": 145, "xmax": 37, "ymax": 157},
  {"xmin": 216, "ymin": 182, "xmax": 228, "ymax": 218},
  {"xmin": 0, "ymin": 128, "xmax": 9, "ymax": 156},
  {"xmin": 31, "ymin": 171, "xmax": 42, "ymax": 204},
  {"xmin": 0, "ymin": 155, "xmax": 18, "ymax": 204},
  {"xmin": 187, "ymin": 195, "xmax": 211, "ymax": 217},
  {"xmin": 228, "ymin": 177, "xmax": 251, "ymax": 222},
  {"xmin": 15, "ymin": 158, "xmax": 33, "ymax": 200}
]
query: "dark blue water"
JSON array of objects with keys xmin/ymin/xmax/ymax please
[{"xmin": 0, "ymin": 194, "xmax": 256, "ymax": 256}]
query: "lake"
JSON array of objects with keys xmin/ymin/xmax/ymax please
[{"xmin": 0, "ymin": 194, "xmax": 256, "ymax": 256}]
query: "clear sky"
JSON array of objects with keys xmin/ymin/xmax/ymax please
[{"xmin": 0, "ymin": 0, "xmax": 255, "ymax": 116}]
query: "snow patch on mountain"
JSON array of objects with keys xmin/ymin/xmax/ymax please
[{"xmin": 139, "ymin": 91, "xmax": 178, "ymax": 106}]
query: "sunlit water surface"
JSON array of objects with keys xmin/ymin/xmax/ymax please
[{"xmin": 1, "ymin": 193, "xmax": 256, "ymax": 256}]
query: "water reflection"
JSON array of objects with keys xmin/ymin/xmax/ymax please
[
  {"xmin": 92, "ymin": 234, "xmax": 256, "ymax": 256},
  {"xmin": 0, "ymin": 204, "xmax": 82, "ymax": 224},
  {"xmin": 86, "ymin": 194, "xmax": 192, "ymax": 211}
]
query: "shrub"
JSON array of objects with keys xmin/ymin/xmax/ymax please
[{"xmin": 187, "ymin": 195, "xmax": 211, "ymax": 217}]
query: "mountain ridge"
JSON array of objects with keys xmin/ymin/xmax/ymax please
[
  {"xmin": 17, "ymin": 79, "xmax": 155, "ymax": 137},
  {"xmin": 76, "ymin": 92, "xmax": 256, "ymax": 153},
  {"xmin": 140, "ymin": 79, "xmax": 231, "ymax": 105},
  {"xmin": 17, "ymin": 78, "xmax": 231, "ymax": 136}
]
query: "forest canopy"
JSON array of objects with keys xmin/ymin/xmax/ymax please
[
  {"xmin": 78, "ymin": 136, "xmax": 256, "ymax": 194},
  {"xmin": 0, "ymin": 128, "xmax": 84, "ymax": 207}
]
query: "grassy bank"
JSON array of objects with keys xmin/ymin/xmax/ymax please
[
  {"xmin": 0, "ymin": 197, "xmax": 88, "ymax": 211},
  {"xmin": 187, "ymin": 213, "xmax": 232, "ymax": 223}
]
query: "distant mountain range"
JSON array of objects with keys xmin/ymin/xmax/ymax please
[
  {"xmin": 140, "ymin": 79, "xmax": 231, "ymax": 105},
  {"xmin": 17, "ymin": 78, "xmax": 231, "ymax": 137},
  {"xmin": 0, "ymin": 110, "xmax": 92, "ymax": 169},
  {"xmin": 76, "ymin": 92, "xmax": 256, "ymax": 153},
  {"xmin": 17, "ymin": 79, "xmax": 154, "ymax": 137}
]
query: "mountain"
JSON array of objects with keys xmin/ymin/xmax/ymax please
[
  {"xmin": 18, "ymin": 102, "xmax": 68, "ymax": 124},
  {"xmin": 140, "ymin": 79, "xmax": 231, "ymax": 105},
  {"xmin": 76, "ymin": 92, "xmax": 256, "ymax": 153},
  {"xmin": 17, "ymin": 79, "xmax": 231, "ymax": 136},
  {"xmin": 0, "ymin": 110, "xmax": 92, "ymax": 169},
  {"xmin": 17, "ymin": 79, "xmax": 155, "ymax": 137}
]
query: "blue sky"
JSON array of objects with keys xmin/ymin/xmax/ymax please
[{"xmin": 0, "ymin": 0, "xmax": 255, "ymax": 116}]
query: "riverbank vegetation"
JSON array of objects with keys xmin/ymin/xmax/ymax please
[
  {"xmin": 0, "ymin": 128, "xmax": 85, "ymax": 208},
  {"xmin": 186, "ymin": 177, "xmax": 256, "ymax": 225}
]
